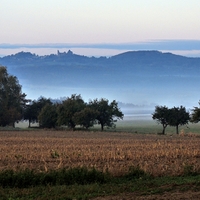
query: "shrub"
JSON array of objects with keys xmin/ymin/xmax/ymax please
[
  {"xmin": 183, "ymin": 165, "xmax": 198, "ymax": 176},
  {"xmin": 125, "ymin": 166, "xmax": 151, "ymax": 180},
  {"xmin": 0, "ymin": 167, "xmax": 110, "ymax": 188}
]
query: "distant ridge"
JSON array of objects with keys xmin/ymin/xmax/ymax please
[
  {"xmin": 1, "ymin": 50, "xmax": 200, "ymax": 67},
  {"xmin": 1, "ymin": 49, "xmax": 200, "ymax": 82},
  {"xmin": 0, "ymin": 50, "xmax": 200, "ymax": 108}
]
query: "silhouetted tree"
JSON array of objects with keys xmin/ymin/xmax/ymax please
[
  {"xmin": 57, "ymin": 94, "xmax": 85, "ymax": 129},
  {"xmin": 0, "ymin": 66, "xmax": 28, "ymax": 127},
  {"xmin": 168, "ymin": 106, "xmax": 190, "ymax": 134},
  {"xmin": 152, "ymin": 106, "xmax": 170, "ymax": 134},
  {"xmin": 89, "ymin": 98, "xmax": 123, "ymax": 131},
  {"xmin": 73, "ymin": 107, "xmax": 99, "ymax": 129},
  {"xmin": 190, "ymin": 101, "xmax": 200, "ymax": 123},
  {"xmin": 38, "ymin": 104, "xmax": 58, "ymax": 128},
  {"xmin": 24, "ymin": 97, "xmax": 52, "ymax": 127}
]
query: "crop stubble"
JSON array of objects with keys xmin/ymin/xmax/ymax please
[{"xmin": 0, "ymin": 131, "xmax": 200, "ymax": 176}]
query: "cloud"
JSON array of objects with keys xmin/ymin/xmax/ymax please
[{"xmin": 1, "ymin": 40, "xmax": 200, "ymax": 51}]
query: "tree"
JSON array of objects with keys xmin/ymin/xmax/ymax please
[
  {"xmin": 24, "ymin": 97, "xmax": 52, "ymax": 127},
  {"xmin": 0, "ymin": 66, "xmax": 28, "ymax": 127},
  {"xmin": 152, "ymin": 106, "xmax": 170, "ymax": 134},
  {"xmin": 89, "ymin": 98, "xmax": 124, "ymax": 131},
  {"xmin": 190, "ymin": 101, "xmax": 200, "ymax": 123},
  {"xmin": 73, "ymin": 107, "xmax": 99, "ymax": 129},
  {"xmin": 168, "ymin": 106, "xmax": 190, "ymax": 134},
  {"xmin": 38, "ymin": 104, "xmax": 58, "ymax": 128},
  {"xmin": 57, "ymin": 94, "xmax": 85, "ymax": 129}
]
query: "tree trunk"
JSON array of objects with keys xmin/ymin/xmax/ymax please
[
  {"xmin": 176, "ymin": 125, "xmax": 179, "ymax": 134},
  {"xmin": 101, "ymin": 123, "xmax": 104, "ymax": 131},
  {"xmin": 162, "ymin": 125, "xmax": 167, "ymax": 134},
  {"xmin": 162, "ymin": 127, "xmax": 165, "ymax": 135}
]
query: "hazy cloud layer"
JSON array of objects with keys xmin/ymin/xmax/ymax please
[{"xmin": 1, "ymin": 40, "xmax": 200, "ymax": 51}]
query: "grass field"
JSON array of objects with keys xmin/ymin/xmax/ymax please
[
  {"xmin": 116, "ymin": 118, "xmax": 200, "ymax": 135},
  {"xmin": 14, "ymin": 116, "xmax": 200, "ymax": 134}
]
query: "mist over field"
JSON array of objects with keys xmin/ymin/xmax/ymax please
[
  {"xmin": 1, "ymin": 0, "xmax": 200, "ymax": 119},
  {"xmin": 1, "ymin": 49, "xmax": 200, "ymax": 121}
]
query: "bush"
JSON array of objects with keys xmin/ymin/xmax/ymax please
[
  {"xmin": 0, "ymin": 167, "xmax": 110, "ymax": 188},
  {"xmin": 51, "ymin": 167, "xmax": 110, "ymax": 185},
  {"xmin": 183, "ymin": 165, "xmax": 198, "ymax": 176},
  {"xmin": 125, "ymin": 166, "xmax": 151, "ymax": 180},
  {"xmin": 0, "ymin": 169, "xmax": 39, "ymax": 188}
]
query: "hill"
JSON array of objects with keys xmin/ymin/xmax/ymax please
[{"xmin": 0, "ymin": 50, "xmax": 200, "ymax": 111}]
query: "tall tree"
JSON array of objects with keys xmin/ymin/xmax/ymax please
[
  {"xmin": 89, "ymin": 98, "xmax": 124, "ymax": 131},
  {"xmin": 57, "ymin": 94, "xmax": 85, "ymax": 129},
  {"xmin": 0, "ymin": 66, "xmax": 28, "ymax": 127},
  {"xmin": 168, "ymin": 106, "xmax": 190, "ymax": 134},
  {"xmin": 152, "ymin": 106, "xmax": 170, "ymax": 134}
]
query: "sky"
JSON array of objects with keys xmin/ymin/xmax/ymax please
[
  {"xmin": 1, "ymin": 0, "xmax": 200, "ymax": 111},
  {"xmin": 1, "ymin": 0, "xmax": 200, "ymax": 56}
]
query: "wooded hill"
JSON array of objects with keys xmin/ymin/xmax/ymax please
[{"xmin": 1, "ymin": 50, "xmax": 200, "ymax": 109}]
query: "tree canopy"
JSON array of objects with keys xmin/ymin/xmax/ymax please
[
  {"xmin": 73, "ymin": 107, "xmax": 99, "ymax": 129},
  {"xmin": 35, "ymin": 96, "xmax": 124, "ymax": 131},
  {"xmin": 38, "ymin": 104, "xmax": 58, "ymax": 128},
  {"xmin": 152, "ymin": 105, "xmax": 190, "ymax": 134},
  {"xmin": 152, "ymin": 106, "xmax": 170, "ymax": 134},
  {"xmin": 190, "ymin": 101, "xmax": 200, "ymax": 123},
  {"xmin": 89, "ymin": 98, "xmax": 124, "ymax": 131},
  {"xmin": 24, "ymin": 97, "xmax": 52, "ymax": 127},
  {"xmin": 168, "ymin": 106, "xmax": 190, "ymax": 134},
  {"xmin": 57, "ymin": 94, "xmax": 86, "ymax": 129},
  {"xmin": 0, "ymin": 66, "xmax": 28, "ymax": 127}
]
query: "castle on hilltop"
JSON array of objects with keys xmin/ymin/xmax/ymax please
[{"xmin": 57, "ymin": 50, "xmax": 73, "ymax": 56}]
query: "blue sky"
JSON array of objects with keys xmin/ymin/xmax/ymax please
[{"xmin": 1, "ymin": 0, "xmax": 200, "ymax": 110}]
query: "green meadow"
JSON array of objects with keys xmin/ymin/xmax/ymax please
[
  {"xmin": 110, "ymin": 111, "xmax": 200, "ymax": 134},
  {"xmin": 14, "ymin": 116, "xmax": 200, "ymax": 135}
]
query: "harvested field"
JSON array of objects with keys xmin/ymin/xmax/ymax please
[{"xmin": 0, "ymin": 130, "xmax": 200, "ymax": 176}]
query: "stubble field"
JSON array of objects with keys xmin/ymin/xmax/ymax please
[{"xmin": 0, "ymin": 130, "xmax": 200, "ymax": 177}]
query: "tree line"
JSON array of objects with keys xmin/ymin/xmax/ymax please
[
  {"xmin": 0, "ymin": 66, "xmax": 123, "ymax": 130},
  {"xmin": 24, "ymin": 94, "xmax": 124, "ymax": 131},
  {"xmin": 1, "ymin": 65, "xmax": 200, "ymax": 133}
]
